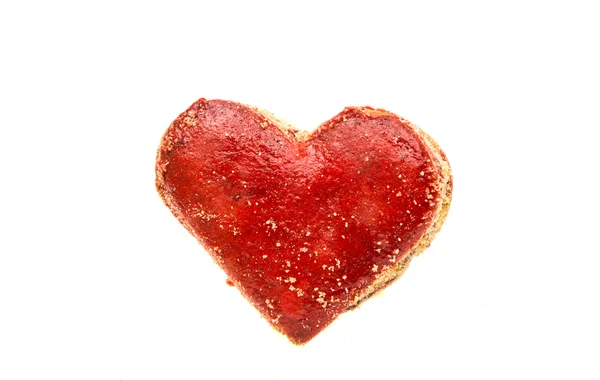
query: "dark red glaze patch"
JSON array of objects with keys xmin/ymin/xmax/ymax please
[{"xmin": 156, "ymin": 99, "xmax": 445, "ymax": 344}]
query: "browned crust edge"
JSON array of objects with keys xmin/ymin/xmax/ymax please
[{"xmin": 347, "ymin": 115, "xmax": 453, "ymax": 309}]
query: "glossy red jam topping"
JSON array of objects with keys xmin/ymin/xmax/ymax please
[{"xmin": 156, "ymin": 99, "xmax": 445, "ymax": 344}]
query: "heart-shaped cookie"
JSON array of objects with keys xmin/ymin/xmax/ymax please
[{"xmin": 156, "ymin": 99, "xmax": 452, "ymax": 344}]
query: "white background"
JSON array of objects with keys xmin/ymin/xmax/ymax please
[{"xmin": 1, "ymin": 1, "xmax": 599, "ymax": 379}]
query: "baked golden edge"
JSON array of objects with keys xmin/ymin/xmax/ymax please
[{"xmin": 348, "ymin": 116, "xmax": 453, "ymax": 309}]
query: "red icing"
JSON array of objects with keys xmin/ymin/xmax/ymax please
[{"xmin": 156, "ymin": 99, "xmax": 443, "ymax": 344}]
